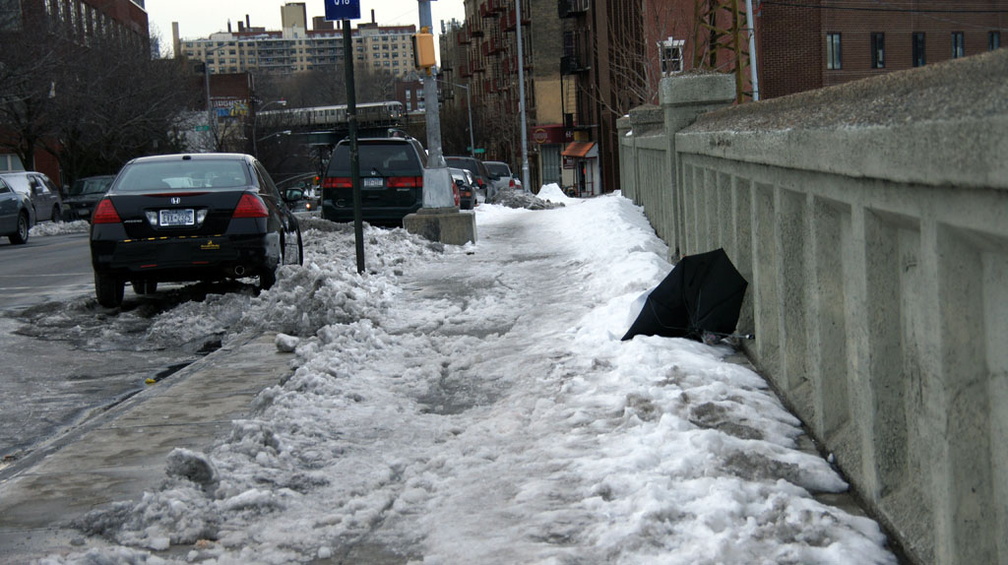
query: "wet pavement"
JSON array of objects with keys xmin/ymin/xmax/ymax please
[{"xmin": 0, "ymin": 331, "xmax": 293, "ymax": 562}]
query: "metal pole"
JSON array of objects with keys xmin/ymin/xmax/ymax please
[
  {"xmin": 344, "ymin": 19, "xmax": 365, "ymax": 273},
  {"xmin": 418, "ymin": 0, "xmax": 455, "ymax": 209},
  {"xmin": 465, "ymin": 84, "xmax": 475, "ymax": 159},
  {"xmin": 515, "ymin": 0, "xmax": 531, "ymax": 191},
  {"xmin": 745, "ymin": 0, "xmax": 760, "ymax": 101}
]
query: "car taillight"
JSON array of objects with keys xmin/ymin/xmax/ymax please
[
  {"xmin": 233, "ymin": 193, "xmax": 269, "ymax": 218},
  {"xmin": 322, "ymin": 177, "xmax": 352, "ymax": 188},
  {"xmin": 387, "ymin": 176, "xmax": 422, "ymax": 188},
  {"xmin": 508, "ymin": 178, "xmax": 516, "ymax": 188},
  {"xmin": 91, "ymin": 199, "xmax": 121, "ymax": 224}
]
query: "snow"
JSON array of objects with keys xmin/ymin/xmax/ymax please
[{"xmin": 43, "ymin": 193, "xmax": 896, "ymax": 564}]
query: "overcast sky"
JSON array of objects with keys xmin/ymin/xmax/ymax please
[{"xmin": 145, "ymin": 0, "xmax": 466, "ymax": 44}]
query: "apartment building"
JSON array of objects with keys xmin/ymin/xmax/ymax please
[{"xmin": 177, "ymin": 3, "xmax": 416, "ymax": 77}]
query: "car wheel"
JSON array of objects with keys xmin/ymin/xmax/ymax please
[
  {"xmin": 8, "ymin": 212, "xmax": 29, "ymax": 245},
  {"xmin": 95, "ymin": 272, "xmax": 124, "ymax": 307},
  {"xmin": 131, "ymin": 279, "xmax": 158, "ymax": 295},
  {"xmin": 51, "ymin": 205, "xmax": 61, "ymax": 223},
  {"xmin": 259, "ymin": 267, "xmax": 277, "ymax": 291},
  {"xmin": 295, "ymin": 229, "xmax": 304, "ymax": 265}
]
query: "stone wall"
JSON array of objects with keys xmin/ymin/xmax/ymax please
[{"xmin": 617, "ymin": 49, "xmax": 1008, "ymax": 565}]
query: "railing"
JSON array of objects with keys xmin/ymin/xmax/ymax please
[{"xmin": 617, "ymin": 50, "xmax": 1008, "ymax": 565}]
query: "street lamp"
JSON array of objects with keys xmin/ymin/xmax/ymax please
[
  {"xmin": 256, "ymin": 130, "xmax": 292, "ymax": 143},
  {"xmin": 252, "ymin": 99, "xmax": 287, "ymax": 158}
]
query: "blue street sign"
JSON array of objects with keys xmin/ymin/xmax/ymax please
[{"xmin": 324, "ymin": 0, "xmax": 361, "ymax": 20}]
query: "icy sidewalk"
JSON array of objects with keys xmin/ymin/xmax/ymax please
[{"xmin": 44, "ymin": 190, "xmax": 897, "ymax": 564}]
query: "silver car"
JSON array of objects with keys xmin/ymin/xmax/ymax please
[
  {"xmin": 483, "ymin": 161, "xmax": 519, "ymax": 197},
  {"xmin": 0, "ymin": 171, "xmax": 63, "ymax": 223},
  {"xmin": 0, "ymin": 176, "xmax": 35, "ymax": 244}
]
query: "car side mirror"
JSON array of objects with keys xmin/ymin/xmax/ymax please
[{"xmin": 283, "ymin": 188, "xmax": 304, "ymax": 203}]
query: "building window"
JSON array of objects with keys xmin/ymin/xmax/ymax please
[
  {"xmin": 826, "ymin": 33, "xmax": 842, "ymax": 70},
  {"xmin": 870, "ymin": 32, "xmax": 885, "ymax": 68},
  {"xmin": 952, "ymin": 31, "xmax": 965, "ymax": 58},
  {"xmin": 990, "ymin": 31, "xmax": 1001, "ymax": 50},
  {"xmin": 659, "ymin": 36, "xmax": 684, "ymax": 76},
  {"xmin": 913, "ymin": 32, "xmax": 926, "ymax": 66}
]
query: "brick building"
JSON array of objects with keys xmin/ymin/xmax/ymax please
[{"xmin": 0, "ymin": 0, "xmax": 149, "ymax": 184}]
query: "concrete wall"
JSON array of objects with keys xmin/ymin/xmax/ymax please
[{"xmin": 617, "ymin": 49, "xmax": 1008, "ymax": 565}]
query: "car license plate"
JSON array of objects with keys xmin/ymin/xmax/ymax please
[
  {"xmin": 159, "ymin": 209, "xmax": 195, "ymax": 226},
  {"xmin": 363, "ymin": 178, "xmax": 384, "ymax": 188}
]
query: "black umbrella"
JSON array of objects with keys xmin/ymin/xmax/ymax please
[{"xmin": 622, "ymin": 248, "xmax": 750, "ymax": 342}]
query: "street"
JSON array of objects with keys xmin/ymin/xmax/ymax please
[{"xmin": 0, "ymin": 228, "xmax": 223, "ymax": 476}]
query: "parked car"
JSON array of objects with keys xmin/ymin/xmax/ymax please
[
  {"xmin": 0, "ymin": 176, "xmax": 35, "ymax": 245},
  {"xmin": 62, "ymin": 174, "xmax": 116, "ymax": 222},
  {"xmin": 483, "ymin": 160, "xmax": 519, "ymax": 196},
  {"xmin": 321, "ymin": 135, "xmax": 428, "ymax": 226},
  {"xmin": 449, "ymin": 167, "xmax": 477, "ymax": 210},
  {"xmin": 0, "ymin": 171, "xmax": 63, "ymax": 223},
  {"xmin": 444, "ymin": 156, "xmax": 491, "ymax": 194},
  {"xmin": 277, "ymin": 172, "xmax": 321, "ymax": 213},
  {"xmin": 89, "ymin": 153, "xmax": 304, "ymax": 307}
]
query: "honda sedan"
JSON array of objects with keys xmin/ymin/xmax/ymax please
[{"xmin": 89, "ymin": 153, "xmax": 303, "ymax": 307}]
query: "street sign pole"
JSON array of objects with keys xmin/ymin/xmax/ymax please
[
  {"xmin": 326, "ymin": 0, "xmax": 364, "ymax": 272},
  {"xmin": 344, "ymin": 18, "xmax": 364, "ymax": 274}
]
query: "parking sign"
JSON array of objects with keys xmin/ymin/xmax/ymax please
[{"xmin": 324, "ymin": 0, "xmax": 361, "ymax": 20}]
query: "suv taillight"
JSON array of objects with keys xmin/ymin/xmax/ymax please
[
  {"xmin": 91, "ymin": 199, "xmax": 121, "ymax": 224},
  {"xmin": 387, "ymin": 176, "xmax": 422, "ymax": 188},
  {"xmin": 322, "ymin": 177, "xmax": 352, "ymax": 188}
]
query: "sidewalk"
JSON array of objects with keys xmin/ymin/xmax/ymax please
[{"xmin": 0, "ymin": 332, "xmax": 292, "ymax": 562}]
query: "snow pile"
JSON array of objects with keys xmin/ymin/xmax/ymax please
[
  {"xmin": 536, "ymin": 182, "xmax": 579, "ymax": 205},
  {"xmin": 29, "ymin": 219, "xmax": 89, "ymax": 236},
  {"xmin": 47, "ymin": 194, "xmax": 896, "ymax": 564},
  {"xmin": 487, "ymin": 187, "xmax": 564, "ymax": 210}
]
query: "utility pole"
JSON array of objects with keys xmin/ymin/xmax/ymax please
[{"xmin": 515, "ymin": 0, "xmax": 531, "ymax": 191}]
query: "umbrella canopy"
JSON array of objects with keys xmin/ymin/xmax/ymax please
[{"xmin": 622, "ymin": 248, "xmax": 748, "ymax": 342}]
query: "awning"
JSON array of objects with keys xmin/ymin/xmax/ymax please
[{"xmin": 561, "ymin": 141, "xmax": 596, "ymax": 158}]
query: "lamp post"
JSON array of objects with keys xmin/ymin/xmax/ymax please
[{"xmin": 252, "ymin": 99, "xmax": 287, "ymax": 158}]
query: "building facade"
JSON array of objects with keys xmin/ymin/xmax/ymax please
[
  {"xmin": 0, "ymin": 0, "xmax": 149, "ymax": 183},
  {"xmin": 176, "ymin": 4, "xmax": 416, "ymax": 78}
]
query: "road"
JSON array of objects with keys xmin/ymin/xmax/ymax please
[
  {"xmin": 0, "ymin": 229, "xmax": 205, "ymax": 475},
  {"xmin": 0, "ymin": 231, "xmax": 94, "ymax": 311}
]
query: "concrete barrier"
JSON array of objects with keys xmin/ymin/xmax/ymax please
[{"xmin": 618, "ymin": 49, "xmax": 1008, "ymax": 565}]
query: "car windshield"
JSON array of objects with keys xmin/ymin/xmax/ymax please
[
  {"xmin": 330, "ymin": 143, "xmax": 422, "ymax": 176},
  {"xmin": 114, "ymin": 160, "xmax": 250, "ymax": 191},
  {"xmin": 68, "ymin": 177, "xmax": 114, "ymax": 196}
]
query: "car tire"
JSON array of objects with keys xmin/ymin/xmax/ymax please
[
  {"xmin": 259, "ymin": 267, "xmax": 277, "ymax": 291},
  {"xmin": 131, "ymin": 279, "xmax": 158, "ymax": 295},
  {"xmin": 95, "ymin": 272, "xmax": 124, "ymax": 307},
  {"xmin": 51, "ymin": 205, "xmax": 61, "ymax": 223},
  {"xmin": 8, "ymin": 212, "xmax": 29, "ymax": 245}
]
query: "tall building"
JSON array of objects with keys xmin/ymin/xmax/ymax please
[
  {"xmin": 439, "ymin": 0, "xmax": 565, "ymax": 191},
  {"xmin": 176, "ymin": 4, "xmax": 416, "ymax": 77}
]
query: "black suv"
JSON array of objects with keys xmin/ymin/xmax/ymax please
[
  {"xmin": 321, "ymin": 136, "xmax": 428, "ymax": 226},
  {"xmin": 444, "ymin": 156, "xmax": 490, "ymax": 192}
]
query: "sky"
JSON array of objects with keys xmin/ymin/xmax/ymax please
[
  {"xmin": 145, "ymin": 0, "xmax": 467, "ymax": 45},
  {"xmin": 34, "ymin": 186, "xmax": 898, "ymax": 564}
]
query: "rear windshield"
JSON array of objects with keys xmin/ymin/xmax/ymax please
[
  {"xmin": 329, "ymin": 142, "xmax": 424, "ymax": 176},
  {"xmin": 69, "ymin": 176, "xmax": 115, "ymax": 196},
  {"xmin": 114, "ymin": 160, "xmax": 251, "ymax": 192},
  {"xmin": 484, "ymin": 162, "xmax": 511, "ymax": 177}
]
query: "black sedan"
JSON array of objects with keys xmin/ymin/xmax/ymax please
[
  {"xmin": 62, "ymin": 174, "xmax": 115, "ymax": 222},
  {"xmin": 89, "ymin": 153, "xmax": 304, "ymax": 307}
]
